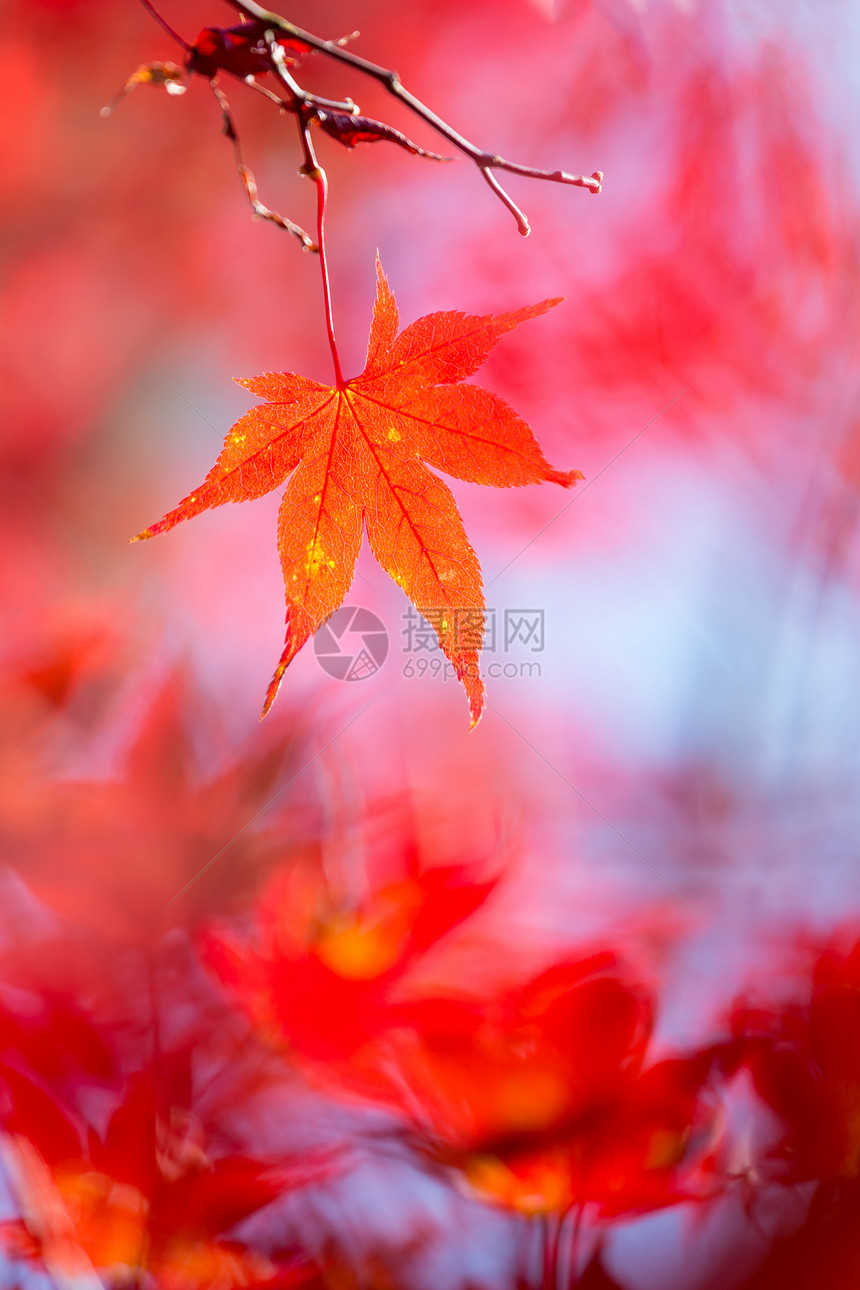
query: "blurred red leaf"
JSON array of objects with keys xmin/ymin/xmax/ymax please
[
  {"xmin": 395, "ymin": 960, "xmax": 727, "ymax": 1218},
  {"xmin": 1, "ymin": 1074, "xmax": 311, "ymax": 1287},
  {"xmin": 1, "ymin": 670, "xmax": 311, "ymax": 941},
  {"xmin": 735, "ymin": 935, "xmax": 860, "ymax": 1182},
  {"xmin": 206, "ymin": 851, "xmax": 499, "ymax": 1072},
  {"xmin": 736, "ymin": 1179, "xmax": 860, "ymax": 1290},
  {"xmin": 0, "ymin": 1066, "xmax": 82, "ymax": 1166}
]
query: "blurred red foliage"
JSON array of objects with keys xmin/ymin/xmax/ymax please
[{"xmin": 3, "ymin": 0, "xmax": 860, "ymax": 1287}]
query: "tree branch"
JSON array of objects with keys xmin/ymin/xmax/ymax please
[{"xmin": 220, "ymin": 0, "xmax": 602, "ymax": 236}]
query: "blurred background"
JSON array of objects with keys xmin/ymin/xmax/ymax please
[{"xmin": 3, "ymin": 0, "xmax": 860, "ymax": 1285}]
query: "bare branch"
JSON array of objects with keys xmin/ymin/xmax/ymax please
[
  {"xmin": 130, "ymin": 2, "xmax": 601, "ymax": 239},
  {"xmin": 220, "ymin": 0, "xmax": 602, "ymax": 234}
]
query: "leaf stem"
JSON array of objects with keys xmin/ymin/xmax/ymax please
[
  {"xmin": 260, "ymin": 30, "xmax": 343, "ymax": 383},
  {"xmin": 137, "ymin": 0, "xmax": 191, "ymax": 50},
  {"xmin": 250, "ymin": 30, "xmax": 340, "ymax": 381},
  {"xmin": 298, "ymin": 120, "xmax": 344, "ymax": 387}
]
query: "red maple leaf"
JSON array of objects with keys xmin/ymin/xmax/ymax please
[{"xmin": 133, "ymin": 260, "xmax": 581, "ymax": 725}]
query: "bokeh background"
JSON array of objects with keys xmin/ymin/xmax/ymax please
[{"xmin": 3, "ymin": 0, "xmax": 860, "ymax": 1285}]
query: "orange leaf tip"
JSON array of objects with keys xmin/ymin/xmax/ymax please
[
  {"xmin": 260, "ymin": 652, "xmax": 291, "ymax": 720},
  {"xmin": 549, "ymin": 468, "xmax": 585, "ymax": 488}
]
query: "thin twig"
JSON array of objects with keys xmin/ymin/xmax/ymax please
[
  {"xmin": 480, "ymin": 167, "xmax": 531, "ymax": 238},
  {"xmin": 541, "ymin": 1211, "xmax": 563, "ymax": 1290},
  {"xmin": 267, "ymin": 43, "xmax": 360, "ymax": 116},
  {"xmin": 210, "ymin": 80, "xmax": 316, "ymax": 248},
  {"xmin": 139, "ymin": 0, "xmax": 191, "ymax": 50}
]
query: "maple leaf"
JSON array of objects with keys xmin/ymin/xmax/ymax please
[{"xmin": 132, "ymin": 260, "xmax": 582, "ymax": 725}]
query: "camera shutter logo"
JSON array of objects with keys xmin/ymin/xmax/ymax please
[{"xmin": 314, "ymin": 606, "xmax": 389, "ymax": 681}]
